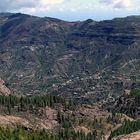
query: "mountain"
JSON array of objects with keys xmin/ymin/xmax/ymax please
[
  {"xmin": 0, "ymin": 13, "xmax": 140, "ymax": 103},
  {"xmin": 0, "ymin": 13, "xmax": 140, "ymax": 138}
]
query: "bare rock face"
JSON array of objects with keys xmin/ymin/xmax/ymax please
[
  {"xmin": 0, "ymin": 78, "xmax": 11, "ymax": 95},
  {"xmin": 74, "ymin": 105, "xmax": 110, "ymax": 120},
  {"xmin": 35, "ymin": 107, "xmax": 59, "ymax": 131},
  {"xmin": 113, "ymin": 131, "xmax": 140, "ymax": 140},
  {"xmin": 0, "ymin": 115, "xmax": 32, "ymax": 128}
]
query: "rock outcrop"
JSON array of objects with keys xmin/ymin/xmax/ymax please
[
  {"xmin": 0, "ymin": 78, "xmax": 11, "ymax": 95},
  {"xmin": 113, "ymin": 131, "xmax": 140, "ymax": 140}
]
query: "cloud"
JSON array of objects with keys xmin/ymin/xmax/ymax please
[
  {"xmin": 0, "ymin": 0, "xmax": 65, "ymax": 12},
  {"xmin": 100, "ymin": 0, "xmax": 135, "ymax": 9},
  {"xmin": 114, "ymin": 0, "xmax": 132, "ymax": 8},
  {"xmin": 40, "ymin": 0, "xmax": 64, "ymax": 5}
]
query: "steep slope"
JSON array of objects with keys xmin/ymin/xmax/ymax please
[
  {"xmin": 0, "ymin": 93, "xmax": 138, "ymax": 140},
  {"xmin": 0, "ymin": 13, "xmax": 140, "ymax": 102}
]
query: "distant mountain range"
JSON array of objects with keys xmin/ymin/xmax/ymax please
[{"xmin": 0, "ymin": 13, "xmax": 140, "ymax": 103}]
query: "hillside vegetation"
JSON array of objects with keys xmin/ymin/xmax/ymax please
[{"xmin": 0, "ymin": 13, "xmax": 140, "ymax": 103}]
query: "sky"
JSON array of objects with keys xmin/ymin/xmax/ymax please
[{"xmin": 0, "ymin": 0, "xmax": 140, "ymax": 21}]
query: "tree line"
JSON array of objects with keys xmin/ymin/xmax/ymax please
[
  {"xmin": 0, "ymin": 94, "xmax": 76, "ymax": 114},
  {"xmin": 0, "ymin": 126, "xmax": 97, "ymax": 140},
  {"xmin": 109, "ymin": 120, "xmax": 140, "ymax": 139}
]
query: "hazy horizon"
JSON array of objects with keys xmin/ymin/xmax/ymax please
[
  {"xmin": 1, "ymin": 11, "xmax": 140, "ymax": 22},
  {"xmin": 0, "ymin": 0, "xmax": 140, "ymax": 21}
]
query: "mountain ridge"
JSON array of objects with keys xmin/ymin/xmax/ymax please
[{"xmin": 0, "ymin": 13, "xmax": 140, "ymax": 103}]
